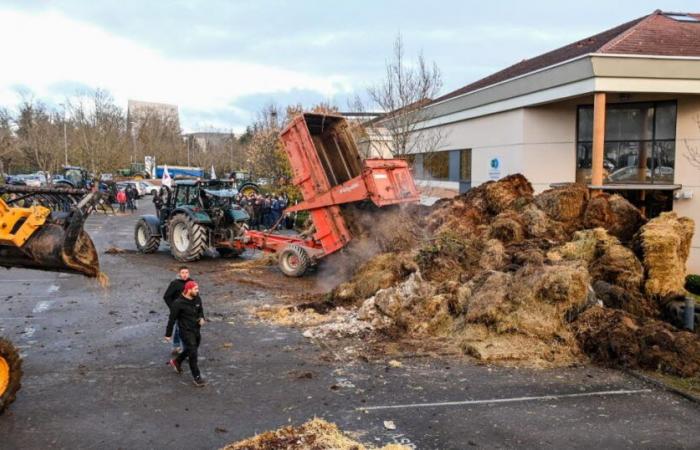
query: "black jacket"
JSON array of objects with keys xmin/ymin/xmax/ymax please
[
  {"xmin": 163, "ymin": 278, "xmax": 190, "ymax": 308},
  {"xmin": 165, "ymin": 295, "xmax": 205, "ymax": 337}
]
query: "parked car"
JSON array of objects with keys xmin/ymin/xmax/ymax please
[{"xmin": 139, "ymin": 181, "xmax": 159, "ymax": 195}]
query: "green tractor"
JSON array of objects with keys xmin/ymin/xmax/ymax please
[
  {"xmin": 117, "ymin": 162, "xmax": 150, "ymax": 179},
  {"xmin": 134, "ymin": 179, "xmax": 249, "ymax": 261}
]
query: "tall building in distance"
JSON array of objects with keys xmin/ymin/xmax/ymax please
[{"xmin": 126, "ymin": 99, "xmax": 180, "ymax": 134}]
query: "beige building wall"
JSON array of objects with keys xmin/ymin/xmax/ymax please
[{"xmin": 673, "ymin": 95, "xmax": 700, "ymax": 274}]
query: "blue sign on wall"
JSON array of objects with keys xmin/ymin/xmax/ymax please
[{"xmin": 489, "ymin": 157, "xmax": 501, "ymax": 180}]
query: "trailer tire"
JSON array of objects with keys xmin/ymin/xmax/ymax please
[
  {"xmin": 279, "ymin": 245, "xmax": 310, "ymax": 277},
  {"xmin": 168, "ymin": 214, "xmax": 208, "ymax": 262},
  {"xmin": 134, "ymin": 219, "xmax": 160, "ymax": 253},
  {"xmin": 0, "ymin": 337, "xmax": 22, "ymax": 415}
]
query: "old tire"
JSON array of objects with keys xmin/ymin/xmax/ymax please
[
  {"xmin": 278, "ymin": 245, "xmax": 310, "ymax": 277},
  {"xmin": 168, "ymin": 214, "xmax": 208, "ymax": 262},
  {"xmin": 134, "ymin": 219, "xmax": 160, "ymax": 253},
  {"xmin": 238, "ymin": 183, "xmax": 260, "ymax": 197},
  {"xmin": 0, "ymin": 337, "xmax": 22, "ymax": 415}
]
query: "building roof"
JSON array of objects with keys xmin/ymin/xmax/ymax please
[{"xmin": 433, "ymin": 10, "xmax": 700, "ymax": 103}]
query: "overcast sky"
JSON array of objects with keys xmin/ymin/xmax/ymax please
[{"xmin": 0, "ymin": 1, "xmax": 697, "ymax": 132}]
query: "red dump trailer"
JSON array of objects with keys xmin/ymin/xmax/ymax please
[{"xmin": 239, "ymin": 113, "xmax": 419, "ymax": 276}]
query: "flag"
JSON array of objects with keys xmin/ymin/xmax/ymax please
[
  {"xmin": 162, "ymin": 165, "xmax": 172, "ymax": 188},
  {"xmin": 210, "ymin": 165, "xmax": 217, "ymax": 179}
]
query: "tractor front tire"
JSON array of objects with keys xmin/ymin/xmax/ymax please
[
  {"xmin": 134, "ymin": 219, "xmax": 161, "ymax": 253},
  {"xmin": 0, "ymin": 337, "xmax": 22, "ymax": 415},
  {"xmin": 278, "ymin": 245, "xmax": 310, "ymax": 277},
  {"xmin": 168, "ymin": 214, "xmax": 208, "ymax": 262}
]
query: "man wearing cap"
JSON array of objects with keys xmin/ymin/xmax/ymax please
[{"xmin": 165, "ymin": 280, "xmax": 206, "ymax": 387}]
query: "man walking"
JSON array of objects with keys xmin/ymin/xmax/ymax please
[
  {"xmin": 163, "ymin": 266, "xmax": 192, "ymax": 355},
  {"xmin": 165, "ymin": 281, "xmax": 206, "ymax": 387}
]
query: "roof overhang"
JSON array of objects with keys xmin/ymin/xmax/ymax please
[{"xmin": 418, "ymin": 53, "xmax": 700, "ymax": 129}]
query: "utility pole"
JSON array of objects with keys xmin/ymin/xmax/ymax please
[{"xmin": 187, "ymin": 135, "xmax": 191, "ymax": 166}]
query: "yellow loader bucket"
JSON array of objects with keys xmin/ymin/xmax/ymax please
[{"xmin": 0, "ymin": 189, "xmax": 100, "ymax": 277}]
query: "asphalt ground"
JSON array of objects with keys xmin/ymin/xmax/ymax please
[{"xmin": 1, "ymin": 202, "xmax": 699, "ymax": 449}]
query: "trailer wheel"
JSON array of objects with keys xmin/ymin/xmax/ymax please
[
  {"xmin": 0, "ymin": 337, "xmax": 22, "ymax": 415},
  {"xmin": 168, "ymin": 214, "xmax": 208, "ymax": 262},
  {"xmin": 279, "ymin": 245, "xmax": 310, "ymax": 277},
  {"xmin": 238, "ymin": 183, "xmax": 260, "ymax": 197},
  {"xmin": 134, "ymin": 219, "xmax": 160, "ymax": 253}
]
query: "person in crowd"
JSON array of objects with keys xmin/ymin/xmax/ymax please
[
  {"xmin": 116, "ymin": 188, "xmax": 127, "ymax": 213},
  {"xmin": 125, "ymin": 185, "xmax": 136, "ymax": 212}
]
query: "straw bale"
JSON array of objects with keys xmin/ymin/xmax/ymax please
[
  {"xmin": 490, "ymin": 212, "xmax": 525, "ymax": 244},
  {"xmin": 583, "ymin": 194, "xmax": 646, "ymax": 242},
  {"xmin": 573, "ymin": 306, "xmax": 700, "ymax": 377},
  {"xmin": 519, "ymin": 203, "xmax": 566, "ymax": 240},
  {"xmin": 534, "ymin": 183, "xmax": 589, "ymax": 232},
  {"xmin": 483, "ymin": 174, "xmax": 534, "ymax": 215},
  {"xmin": 479, "ymin": 238, "xmax": 508, "ymax": 271},
  {"xmin": 634, "ymin": 212, "xmax": 695, "ymax": 298},
  {"xmin": 223, "ymin": 417, "xmax": 409, "ymax": 450}
]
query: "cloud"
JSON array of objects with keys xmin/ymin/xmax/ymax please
[{"xmin": 0, "ymin": 8, "xmax": 352, "ymax": 130}]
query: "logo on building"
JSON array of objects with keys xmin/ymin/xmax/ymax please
[{"xmin": 489, "ymin": 157, "xmax": 501, "ymax": 181}]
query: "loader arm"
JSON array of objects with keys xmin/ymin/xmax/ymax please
[{"xmin": 0, "ymin": 187, "xmax": 101, "ymax": 277}]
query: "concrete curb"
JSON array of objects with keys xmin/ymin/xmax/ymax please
[{"xmin": 624, "ymin": 369, "xmax": 700, "ymax": 406}]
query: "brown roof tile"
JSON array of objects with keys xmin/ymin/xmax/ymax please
[{"xmin": 434, "ymin": 10, "xmax": 700, "ymax": 103}]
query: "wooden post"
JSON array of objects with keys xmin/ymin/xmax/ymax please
[{"xmin": 591, "ymin": 92, "xmax": 606, "ymax": 188}]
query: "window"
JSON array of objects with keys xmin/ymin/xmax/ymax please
[
  {"xmin": 460, "ymin": 149, "xmax": 472, "ymax": 181},
  {"xmin": 576, "ymin": 101, "xmax": 676, "ymax": 184},
  {"xmin": 422, "ymin": 151, "xmax": 449, "ymax": 180}
]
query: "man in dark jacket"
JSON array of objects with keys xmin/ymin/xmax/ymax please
[
  {"xmin": 165, "ymin": 281, "xmax": 206, "ymax": 387},
  {"xmin": 163, "ymin": 266, "xmax": 191, "ymax": 355}
]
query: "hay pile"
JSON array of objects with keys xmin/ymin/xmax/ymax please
[
  {"xmin": 222, "ymin": 418, "xmax": 409, "ymax": 450},
  {"xmin": 634, "ymin": 212, "xmax": 696, "ymax": 298},
  {"xmin": 316, "ymin": 174, "xmax": 698, "ymax": 374}
]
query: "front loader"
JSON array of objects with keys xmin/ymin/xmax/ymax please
[{"xmin": 0, "ymin": 185, "xmax": 101, "ymax": 414}]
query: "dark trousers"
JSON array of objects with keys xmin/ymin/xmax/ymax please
[{"xmin": 176, "ymin": 330, "xmax": 201, "ymax": 378}]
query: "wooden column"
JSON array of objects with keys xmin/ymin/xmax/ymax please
[{"xmin": 591, "ymin": 92, "xmax": 606, "ymax": 188}]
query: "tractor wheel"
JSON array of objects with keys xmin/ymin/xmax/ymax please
[
  {"xmin": 278, "ymin": 245, "xmax": 310, "ymax": 277},
  {"xmin": 217, "ymin": 248, "xmax": 242, "ymax": 258},
  {"xmin": 239, "ymin": 183, "xmax": 260, "ymax": 197},
  {"xmin": 0, "ymin": 337, "xmax": 22, "ymax": 415},
  {"xmin": 134, "ymin": 219, "xmax": 161, "ymax": 253},
  {"xmin": 168, "ymin": 214, "xmax": 208, "ymax": 262}
]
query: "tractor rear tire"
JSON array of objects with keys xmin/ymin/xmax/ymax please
[
  {"xmin": 238, "ymin": 183, "xmax": 260, "ymax": 197},
  {"xmin": 0, "ymin": 337, "xmax": 22, "ymax": 415},
  {"xmin": 134, "ymin": 219, "xmax": 161, "ymax": 253},
  {"xmin": 278, "ymin": 245, "xmax": 310, "ymax": 277},
  {"xmin": 168, "ymin": 214, "xmax": 208, "ymax": 262}
]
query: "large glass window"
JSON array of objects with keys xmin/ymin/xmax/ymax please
[
  {"xmin": 422, "ymin": 151, "xmax": 450, "ymax": 180},
  {"xmin": 460, "ymin": 149, "xmax": 472, "ymax": 181},
  {"xmin": 576, "ymin": 101, "xmax": 676, "ymax": 184}
]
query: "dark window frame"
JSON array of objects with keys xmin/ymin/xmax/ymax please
[{"xmin": 575, "ymin": 100, "xmax": 677, "ymax": 184}]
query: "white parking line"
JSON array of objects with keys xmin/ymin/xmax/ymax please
[{"xmin": 357, "ymin": 389, "xmax": 653, "ymax": 411}]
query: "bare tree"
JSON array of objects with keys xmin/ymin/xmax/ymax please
[
  {"xmin": 0, "ymin": 108, "xmax": 18, "ymax": 176},
  {"xmin": 16, "ymin": 99, "xmax": 62, "ymax": 174},
  {"xmin": 685, "ymin": 114, "xmax": 700, "ymax": 170},
  {"xmin": 356, "ymin": 34, "xmax": 446, "ymax": 159}
]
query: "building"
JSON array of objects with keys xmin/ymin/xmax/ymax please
[
  {"xmin": 183, "ymin": 131, "xmax": 234, "ymax": 154},
  {"xmin": 405, "ymin": 10, "xmax": 700, "ymax": 271},
  {"xmin": 126, "ymin": 100, "xmax": 180, "ymax": 133}
]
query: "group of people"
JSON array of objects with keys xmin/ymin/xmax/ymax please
[
  {"xmin": 163, "ymin": 265, "xmax": 207, "ymax": 387},
  {"xmin": 238, "ymin": 193, "xmax": 289, "ymax": 230},
  {"xmin": 116, "ymin": 185, "xmax": 139, "ymax": 213}
]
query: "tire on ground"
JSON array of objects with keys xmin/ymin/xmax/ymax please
[
  {"xmin": 168, "ymin": 214, "xmax": 208, "ymax": 262},
  {"xmin": 134, "ymin": 219, "xmax": 161, "ymax": 253},
  {"xmin": 0, "ymin": 337, "xmax": 22, "ymax": 415},
  {"xmin": 278, "ymin": 244, "xmax": 310, "ymax": 277}
]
